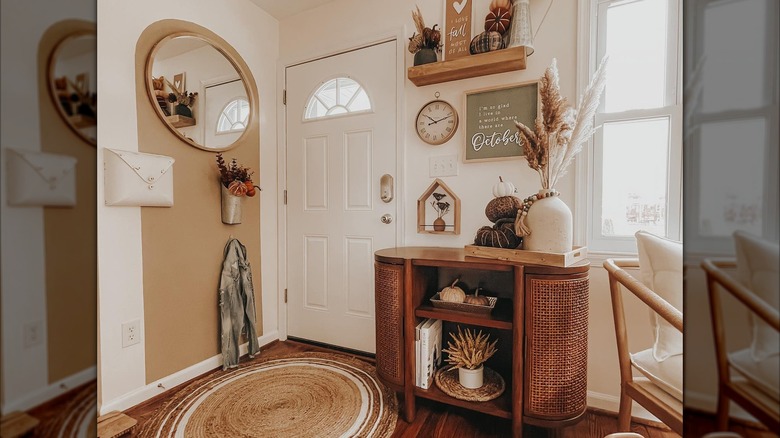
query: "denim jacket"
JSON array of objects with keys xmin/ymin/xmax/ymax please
[{"xmin": 219, "ymin": 238, "xmax": 260, "ymax": 369}]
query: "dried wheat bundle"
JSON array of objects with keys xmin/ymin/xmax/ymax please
[
  {"xmin": 515, "ymin": 57, "xmax": 608, "ymax": 189},
  {"xmin": 442, "ymin": 326, "xmax": 498, "ymax": 370}
]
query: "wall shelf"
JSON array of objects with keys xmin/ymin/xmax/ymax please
[
  {"xmin": 166, "ymin": 114, "xmax": 195, "ymax": 128},
  {"xmin": 407, "ymin": 46, "xmax": 527, "ymax": 87}
]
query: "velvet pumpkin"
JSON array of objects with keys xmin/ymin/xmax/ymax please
[
  {"xmin": 474, "ymin": 218, "xmax": 522, "ymax": 249},
  {"xmin": 485, "ymin": 195, "xmax": 522, "ymax": 223},
  {"xmin": 484, "ymin": 7, "xmax": 511, "ymax": 35}
]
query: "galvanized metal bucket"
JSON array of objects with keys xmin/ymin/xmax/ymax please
[{"xmin": 221, "ymin": 184, "xmax": 242, "ymax": 224}]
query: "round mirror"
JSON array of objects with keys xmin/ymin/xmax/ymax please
[
  {"xmin": 146, "ymin": 34, "xmax": 252, "ymax": 151},
  {"xmin": 48, "ymin": 31, "xmax": 97, "ymax": 146}
]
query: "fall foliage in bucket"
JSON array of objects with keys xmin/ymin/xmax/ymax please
[{"xmin": 216, "ymin": 153, "xmax": 258, "ymax": 197}]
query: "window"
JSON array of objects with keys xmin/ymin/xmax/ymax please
[
  {"xmin": 685, "ymin": 0, "xmax": 778, "ymax": 254},
  {"xmin": 304, "ymin": 77, "xmax": 371, "ymax": 120},
  {"xmin": 216, "ymin": 98, "xmax": 249, "ymax": 134},
  {"xmin": 578, "ymin": 0, "xmax": 682, "ymax": 253}
]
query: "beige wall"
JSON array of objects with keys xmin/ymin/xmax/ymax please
[
  {"xmin": 135, "ymin": 20, "xmax": 262, "ymax": 383},
  {"xmin": 38, "ymin": 20, "xmax": 98, "ymax": 385},
  {"xmin": 97, "ymin": 0, "xmax": 279, "ymax": 412}
]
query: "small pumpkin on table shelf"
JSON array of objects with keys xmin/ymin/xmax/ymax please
[
  {"xmin": 439, "ymin": 278, "xmax": 466, "ymax": 303},
  {"xmin": 463, "ymin": 287, "xmax": 491, "ymax": 306},
  {"xmin": 485, "ymin": 177, "xmax": 522, "ymax": 223}
]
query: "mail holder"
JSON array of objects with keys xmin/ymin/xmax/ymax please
[
  {"xmin": 104, "ymin": 148, "xmax": 174, "ymax": 207},
  {"xmin": 5, "ymin": 148, "xmax": 77, "ymax": 207}
]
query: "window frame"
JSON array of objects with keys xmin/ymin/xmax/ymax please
[
  {"xmin": 576, "ymin": 0, "xmax": 684, "ymax": 256},
  {"xmin": 683, "ymin": 0, "xmax": 779, "ymax": 256},
  {"xmin": 302, "ymin": 76, "xmax": 373, "ymax": 122}
]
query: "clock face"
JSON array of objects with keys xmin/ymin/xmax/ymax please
[{"xmin": 415, "ymin": 100, "xmax": 458, "ymax": 145}]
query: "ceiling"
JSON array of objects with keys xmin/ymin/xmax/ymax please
[{"xmin": 248, "ymin": 0, "xmax": 337, "ymax": 19}]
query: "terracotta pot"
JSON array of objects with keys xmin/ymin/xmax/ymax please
[{"xmin": 433, "ymin": 217, "xmax": 446, "ymax": 231}]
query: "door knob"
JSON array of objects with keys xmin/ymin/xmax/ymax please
[{"xmin": 381, "ymin": 214, "xmax": 393, "ymax": 224}]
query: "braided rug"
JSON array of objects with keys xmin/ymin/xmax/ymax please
[{"xmin": 137, "ymin": 352, "xmax": 397, "ymax": 437}]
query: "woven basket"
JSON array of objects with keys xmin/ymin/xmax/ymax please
[{"xmin": 430, "ymin": 293, "xmax": 496, "ymax": 315}]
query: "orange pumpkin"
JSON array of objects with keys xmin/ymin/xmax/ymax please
[
  {"xmin": 463, "ymin": 288, "xmax": 491, "ymax": 306},
  {"xmin": 228, "ymin": 180, "xmax": 248, "ymax": 196}
]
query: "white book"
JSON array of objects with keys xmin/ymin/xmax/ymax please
[
  {"xmin": 415, "ymin": 319, "xmax": 426, "ymax": 387},
  {"xmin": 420, "ymin": 319, "xmax": 440, "ymax": 389}
]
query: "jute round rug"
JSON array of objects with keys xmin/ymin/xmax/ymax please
[{"xmin": 138, "ymin": 352, "xmax": 398, "ymax": 437}]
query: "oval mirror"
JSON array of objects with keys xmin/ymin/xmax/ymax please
[
  {"xmin": 48, "ymin": 31, "xmax": 97, "ymax": 146},
  {"xmin": 146, "ymin": 34, "xmax": 252, "ymax": 151}
]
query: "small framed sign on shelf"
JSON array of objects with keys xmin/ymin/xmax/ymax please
[
  {"xmin": 443, "ymin": 0, "xmax": 472, "ymax": 61},
  {"xmin": 463, "ymin": 81, "xmax": 539, "ymax": 162}
]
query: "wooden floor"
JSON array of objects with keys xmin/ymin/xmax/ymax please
[{"xmin": 124, "ymin": 340, "xmax": 679, "ymax": 437}]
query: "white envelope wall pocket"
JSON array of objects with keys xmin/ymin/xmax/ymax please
[
  {"xmin": 104, "ymin": 148, "xmax": 175, "ymax": 207},
  {"xmin": 6, "ymin": 148, "xmax": 77, "ymax": 206}
]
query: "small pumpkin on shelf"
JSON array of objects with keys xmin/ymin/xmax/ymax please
[
  {"xmin": 463, "ymin": 287, "xmax": 491, "ymax": 306},
  {"xmin": 439, "ymin": 278, "xmax": 466, "ymax": 303},
  {"xmin": 490, "ymin": 0, "xmax": 512, "ymax": 10},
  {"xmin": 484, "ymin": 7, "xmax": 512, "ymax": 35},
  {"xmin": 485, "ymin": 176, "xmax": 522, "ymax": 223}
]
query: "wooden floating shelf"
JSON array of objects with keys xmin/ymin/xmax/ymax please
[
  {"xmin": 166, "ymin": 114, "xmax": 196, "ymax": 128},
  {"xmin": 408, "ymin": 46, "xmax": 527, "ymax": 86}
]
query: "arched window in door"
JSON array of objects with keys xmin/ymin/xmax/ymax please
[
  {"xmin": 216, "ymin": 98, "xmax": 250, "ymax": 134},
  {"xmin": 304, "ymin": 77, "xmax": 371, "ymax": 120}
]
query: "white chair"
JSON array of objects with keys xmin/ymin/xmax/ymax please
[
  {"xmin": 702, "ymin": 232, "xmax": 779, "ymax": 432},
  {"xmin": 604, "ymin": 231, "xmax": 684, "ymax": 435}
]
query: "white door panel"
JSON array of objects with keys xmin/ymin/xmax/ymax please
[{"xmin": 286, "ymin": 41, "xmax": 397, "ymax": 353}]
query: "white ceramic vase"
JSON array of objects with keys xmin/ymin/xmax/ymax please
[
  {"xmin": 458, "ymin": 366, "xmax": 484, "ymax": 389},
  {"xmin": 523, "ymin": 189, "xmax": 572, "ymax": 253}
]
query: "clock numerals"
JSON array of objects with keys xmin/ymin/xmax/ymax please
[{"xmin": 417, "ymin": 100, "xmax": 458, "ymax": 145}]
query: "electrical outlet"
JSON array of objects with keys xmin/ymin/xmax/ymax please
[
  {"xmin": 122, "ymin": 319, "xmax": 141, "ymax": 348},
  {"xmin": 23, "ymin": 321, "xmax": 44, "ymax": 348},
  {"xmin": 429, "ymin": 154, "xmax": 458, "ymax": 177}
]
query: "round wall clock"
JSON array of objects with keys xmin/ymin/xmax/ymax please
[{"xmin": 415, "ymin": 97, "xmax": 459, "ymax": 145}]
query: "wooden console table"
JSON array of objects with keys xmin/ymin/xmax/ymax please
[{"xmin": 373, "ymin": 247, "xmax": 589, "ymax": 437}]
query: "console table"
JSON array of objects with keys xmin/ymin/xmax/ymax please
[{"xmin": 373, "ymin": 247, "xmax": 590, "ymax": 437}]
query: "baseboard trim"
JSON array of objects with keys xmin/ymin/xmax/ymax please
[
  {"xmin": 2, "ymin": 366, "xmax": 96, "ymax": 413},
  {"xmin": 587, "ymin": 390, "xmax": 663, "ymax": 424},
  {"xmin": 98, "ymin": 331, "xmax": 279, "ymax": 416}
]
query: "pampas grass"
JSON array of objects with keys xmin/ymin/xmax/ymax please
[{"xmin": 516, "ymin": 57, "xmax": 608, "ymax": 189}]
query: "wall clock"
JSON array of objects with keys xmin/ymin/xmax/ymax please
[{"xmin": 415, "ymin": 93, "xmax": 459, "ymax": 145}]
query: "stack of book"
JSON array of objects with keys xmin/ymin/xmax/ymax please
[{"xmin": 415, "ymin": 318, "xmax": 442, "ymax": 389}]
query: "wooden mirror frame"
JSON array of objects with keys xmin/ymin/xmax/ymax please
[
  {"xmin": 46, "ymin": 29, "xmax": 97, "ymax": 147},
  {"xmin": 144, "ymin": 31, "xmax": 255, "ymax": 152}
]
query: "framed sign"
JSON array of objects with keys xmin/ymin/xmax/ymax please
[
  {"xmin": 463, "ymin": 81, "xmax": 539, "ymax": 162},
  {"xmin": 443, "ymin": 0, "xmax": 472, "ymax": 61}
]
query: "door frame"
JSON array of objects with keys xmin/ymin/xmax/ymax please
[{"xmin": 276, "ymin": 28, "xmax": 407, "ymax": 341}]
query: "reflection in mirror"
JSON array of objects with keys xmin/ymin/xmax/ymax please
[
  {"xmin": 148, "ymin": 35, "xmax": 251, "ymax": 151},
  {"xmin": 48, "ymin": 32, "xmax": 97, "ymax": 146}
]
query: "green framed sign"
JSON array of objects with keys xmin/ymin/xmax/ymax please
[{"xmin": 463, "ymin": 81, "xmax": 539, "ymax": 162}]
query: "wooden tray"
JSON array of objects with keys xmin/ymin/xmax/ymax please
[
  {"xmin": 430, "ymin": 293, "xmax": 496, "ymax": 315},
  {"xmin": 464, "ymin": 245, "xmax": 588, "ymax": 267}
]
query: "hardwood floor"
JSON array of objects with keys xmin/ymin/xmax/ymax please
[{"xmin": 124, "ymin": 340, "xmax": 679, "ymax": 437}]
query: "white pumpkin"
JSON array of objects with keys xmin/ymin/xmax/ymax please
[
  {"xmin": 439, "ymin": 278, "xmax": 466, "ymax": 303},
  {"xmin": 492, "ymin": 176, "xmax": 516, "ymax": 198}
]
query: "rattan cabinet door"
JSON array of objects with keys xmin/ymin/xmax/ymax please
[
  {"xmin": 374, "ymin": 262, "xmax": 405, "ymax": 389},
  {"xmin": 524, "ymin": 272, "xmax": 589, "ymax": 421}
]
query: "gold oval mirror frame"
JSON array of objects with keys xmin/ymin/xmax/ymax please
[
  {"xmin": 145, "ymin": 32, "xmax": 254, "ymax": 151},
  {"xmin": 47, "ymin": 30, "xmax": 97, "ymax": 146}
]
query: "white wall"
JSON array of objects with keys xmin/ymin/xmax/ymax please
[
  {"xmin": 278, "ymin": 0, "xmax": 656, "ymax": 411},
  {"xmin": 96, "ymin": 0, "xmax": 279, "ymax": 412},
  {"xmin": 0, "ymin": 0, "xmax": 94, "ymax": 413}
]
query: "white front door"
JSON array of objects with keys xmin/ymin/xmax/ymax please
[{"xmin": 285, "ymin": 41, "xmax": 398, "ymax": 353}]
